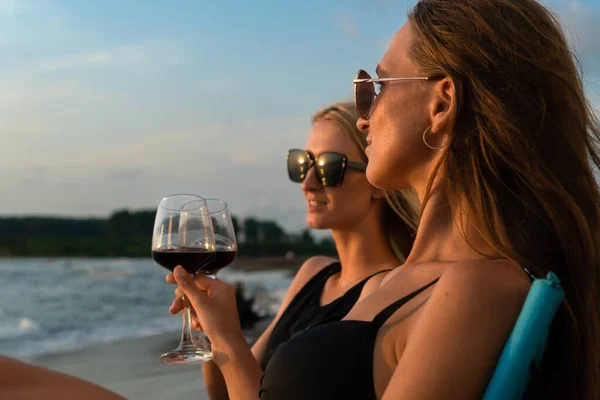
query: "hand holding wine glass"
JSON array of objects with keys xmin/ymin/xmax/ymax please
[
  {"xmin": 163, "ymin": 198, "xmax": 239, "ymax": 362},
  {"xmin": 184, "ymin": 198, "xmax": 238, "ymax": 355},
  {"xmin": 151, "ymin": 194, "xmax": 216, "ymax": 364},
  {"xmin": 169, "ymin": 267, "xmax": 247, "ymax": 357}
]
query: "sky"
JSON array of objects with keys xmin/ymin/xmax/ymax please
[{"xmin": 1, "ymin": 0, "xmax": 599, "ymax": 233}]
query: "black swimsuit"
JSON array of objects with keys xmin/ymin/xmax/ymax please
[
  {"xmin": 260, "ymin": 262, "xmax": 390, "ymax": 371},
  {"xmin": 259, "ymin": 278, "xmax": 439, "ymax": 399}
]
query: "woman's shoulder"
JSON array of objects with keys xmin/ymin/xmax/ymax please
[
  {"xmin": 264, "ymin": 256, "xmax": 338, "ymax": 318},
  {"xmin": 383, "ymin": 258, "xmax": 530, "ymax": 299},
  {"xmin": 415, "ymin": 258, "xmax": 531, "ymax": 338},
  {"xmin": 289, "ymin": 255, "xmax": 339, "ymax": 292},
  {"xmin": 375, "ymin": 258, "xmax": 531, "ymax": 339},
  {"xmin": 249, "ymin": 256, "xmax": 339, "ymax": 361},
  {"xmin": 438, "ymin": 258, "xmax": 531, "ymax": 297}
]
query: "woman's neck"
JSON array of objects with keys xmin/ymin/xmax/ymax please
[
  {"xmin": 406, "ymin": 175, "xmax": 500, "ymax": 265},
  {"xmin": 330, "ymin": 211, "xmax": 399, "ymax": 286}
]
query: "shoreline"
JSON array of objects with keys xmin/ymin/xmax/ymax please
[{"xmin": 0, "ymin": 255, "xmax": 307, "ymax": 271}]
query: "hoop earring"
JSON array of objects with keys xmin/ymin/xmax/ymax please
[{"xmin": 422, "ymin": 126, "xmax": 445, "ymax": 150}]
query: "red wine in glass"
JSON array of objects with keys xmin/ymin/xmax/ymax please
[
  {"xmin": 199, "ymin": 250, "xmax": 237, "ymax": 275},
  {"xmin": 151, "ymin": 248, "xmax": 215, "ymax": 274}
]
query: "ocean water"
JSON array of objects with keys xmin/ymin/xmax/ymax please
[{"xmin": 0, "ymin": 258, "xmax": 293, "ymax": 358}]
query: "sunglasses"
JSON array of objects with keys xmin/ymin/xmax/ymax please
[
  {"xmin": 287, "ymin": 149, "xmax": 367, "ymax": 187},
  {"xmin": 353, "ymin": 69, "xmax": 443, "ymax": 120}
]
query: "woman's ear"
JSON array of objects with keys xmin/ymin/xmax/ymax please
[{"xmin": 430, "ymin": 77, "xmax": 456, "ymax": 135}]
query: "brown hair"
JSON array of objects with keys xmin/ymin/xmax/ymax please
[
  {"xmin": 408, "ymin": 0, "xmax": 600, "ymax": 398},
  {"xmin": 313, "ymin": 101, "xmax": 420, "ymax": 262}
]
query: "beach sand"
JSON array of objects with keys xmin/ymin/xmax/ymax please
[
  {"xmin": 30, "ymin": 332, "xmax": 208, "ymax": 399},
  {"xmin": 29, "ymin": 319, "xmax": 272, "ymax": 400}
]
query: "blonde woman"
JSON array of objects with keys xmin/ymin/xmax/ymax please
[{"xmin": 167, "ymin": 101, "xmax": 420, "ymax": 399}]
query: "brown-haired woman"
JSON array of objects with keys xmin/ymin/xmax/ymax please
[{"xmin": 171, "ymin": 1, "xmax": 600, "ymax": 398}]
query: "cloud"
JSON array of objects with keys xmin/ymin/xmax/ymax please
[
  {"xmin": 0, "ymin": 0, "xmax": 29, "ymax": 18},
  {"xmin": 32, "ymin": 42, "xmax": 186, "ymax": 76},
  {"xmin": 0, "ymin": 78, "xmax": 137, "ymax": 164},
  {"xmin": 104, "ymin": 167, "xmax": 146, "ymax": 181},
  {"xmin": 331, "ymin": 11, "xmax": 360, "ymax": 38},
  {"xmin": 60, "ymin": 116, "xmax": 309, "ymax": 169},
  {"xmin": 36, "ymin": 51, "xmax": 115, "ymax": 74},
  {"xmin": 202, "ymin": 79, "xmax": 238, "ymax": 92},
  {"xmin": 0, "ymin": 78, "xmax": 87, "ymax": 110},
  {"xmin": 3, "ymin": 163, "xmax": 311, "ymax": 232},
  {"xmin": 0, "ymin": 115, "xmax": 312, "ymax": 231}
]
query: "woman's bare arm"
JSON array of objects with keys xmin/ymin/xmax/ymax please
[
  {"xmin": 0, "ymin": 356, "xmax": 125, "ymax": 400},
  {"xmin": 202, "ymin": 256, "xmax": 337, "ymax": 399}
]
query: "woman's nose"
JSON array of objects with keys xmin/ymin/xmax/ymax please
[{"xmin": 301, "ymin": 165, "xmax": 322, "ymax": 190}]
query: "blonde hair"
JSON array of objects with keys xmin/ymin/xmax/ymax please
[{"xmin": 312, "ymin": 101, "xmax": 420, "ymax": 262}]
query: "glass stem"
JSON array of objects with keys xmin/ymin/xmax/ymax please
[{"xmin": 179, "ymin": 294, "xmax": 196, "ymax": 349}]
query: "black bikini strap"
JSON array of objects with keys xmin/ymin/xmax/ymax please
[
  {"xmin": 307, "ymin": 261, "xmax": 341, "ymax": 287},
  {"xmin": 286, "ymin": 261, "xmax": 341, "ymax": 305},
  {"xmin": 371, "ymin": 278, "xmax": 440, "ymax": 331},
  {"xmin": 340, "ymin": 268, "xmax": 393, "ymax": 303},
  {"xmin": 323, "ymin": 261, "xmax": 342, "ymax": 276},
  {"xmin": 361, "ymin": 268, "xmax": 392, "ymax": 283},
  {"xmin": 301, "ymin": 269, "xmax": 392, "ymax": 332}
]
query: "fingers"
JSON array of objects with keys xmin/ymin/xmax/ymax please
[
  {"xmin": 168, "ymin": 266, "xmax": 219, "ymax": 295},
  {"xmin": 169, "ymin": 287, "xmax": 185, "ymax": 314},
  {"xmin": 173, "ymin": 266, "xmax": 212, "ymax": 311},
  {"xmin": 191, "ymin": 272, "xmax": 218, "ymax": 294},
  {"xmin": 168, "ymin": 285, "xmax": 203, "ymax": 330},
  {"xmin": 190, "ymin": 308, "xmax": 202, "ymax": 331},
  {"xmin": 168, "ymin": 267, "xmax": 217, "ymax": 314},
  {"xmin": 166, "ymin": 273, "xmax": 176, "ymax": 285}
]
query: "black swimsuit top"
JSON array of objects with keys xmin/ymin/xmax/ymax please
[
  {"xmin": 259, "ymin": 278, "xmax": 440, "ymax": 400},
  {"xmin": 260, "ymin": 262, "xmax": 390, "ymax": 371}
]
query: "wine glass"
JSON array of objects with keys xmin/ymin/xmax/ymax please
[
  {"xmin": 151, "ymin": 194, "xmax": 216, "ymax": 364},
  {"xmin": 206, "ymin": 198, "xmax": 238, "ymax": 274},
  {"xmin": 192, "ymin": 198, "xmax": 238, "ymax": 360}
]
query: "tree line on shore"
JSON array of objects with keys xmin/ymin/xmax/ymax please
[{"xmin": 0, "ymin": 209, "xmax": 336, "ymax": 258}]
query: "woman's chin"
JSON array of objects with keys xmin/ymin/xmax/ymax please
[
  {"xmin": 306, "ymin": 217, "xmax": 330, "ymax": 230},
  {"xmin": 366, "ymin": 166, "xmax": 396, "ymax": 191}
]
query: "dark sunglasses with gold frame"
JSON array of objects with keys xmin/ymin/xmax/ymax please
[{"xmin": 287, "ymin": 149, "xmax": 367, "ymax": 187}]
